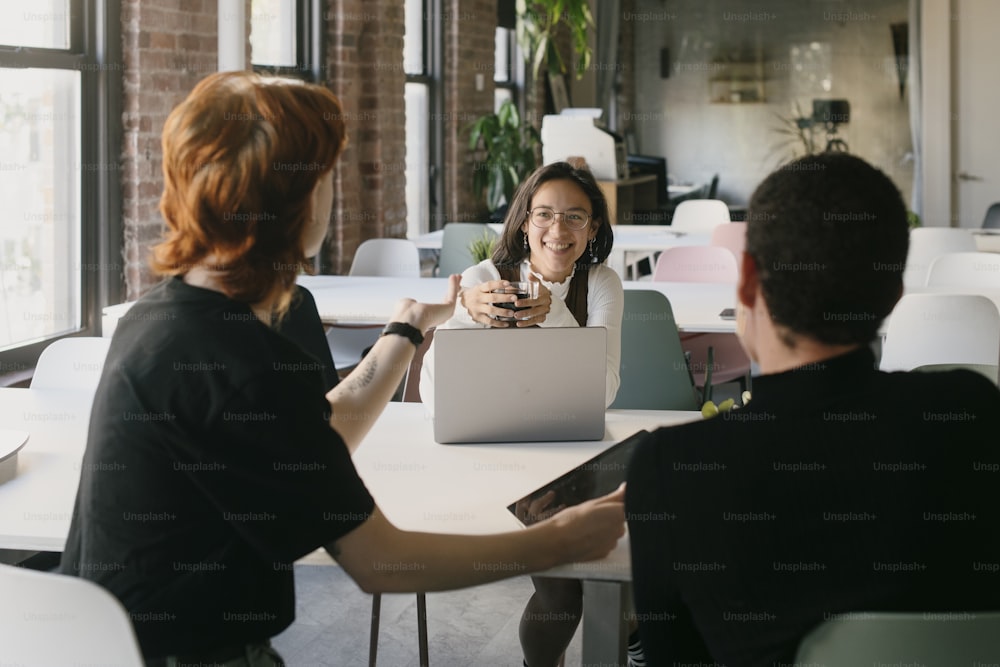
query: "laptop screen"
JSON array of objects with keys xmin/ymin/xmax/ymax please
[
  {"xmin": 432, "ymin": 327, "xmax": 607, "ymax": 444},
  {"xmin": 506, "ymin": 429, "xmax": 648, "ymax": 526}
]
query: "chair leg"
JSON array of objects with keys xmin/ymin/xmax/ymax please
[
  {"xmin": 369, "ymin": 593, "xmax": 381, "ymax": 667},
  {"xmin": 417, "ymin": 593, "xmax": 429, "ymax": 667}
]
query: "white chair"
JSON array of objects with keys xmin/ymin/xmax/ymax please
[
  {"xmin": 879, "ymin": 293, "xmax": 1000, "ymax": 382},
  {"xmin": 796, "ymin": 611, "xmax": 1000, "ymax": 666},
  {"xmin": 925, "ymin": 251, "xmax": 1000, "ymax": 288},
  {"xmin": 327, "ymin": 239, "xmax": 422, "ymax": 372},
  {"xmin": 30, "ymin": 337, "xmax": 112, "ymax": 391},
  {"xmin": 349, "ymin": 238, "xmax": 420, "ymax": 278},
  {"xmin": 670, "ymin": 199, "xmax": 731, "ymax": 234},
  {"xmin": 0, "ymin": 563, "xmax": 144, "ymax": 666},
  {"xmin": 903, "ymin": 227, "xmax": 977, "ymax": 288}
]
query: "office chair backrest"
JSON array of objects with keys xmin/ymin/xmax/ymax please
[
  {"xmin": 983, "ymin": 202, "xmax": 1000, "ymax": 229},
  {"xmin": 879, "ymin": 293, "xmax": 1000, "ymax": 375},
  {"xmin": 610, "ymin": 290, "xmax": 700, "ymax": 410},
  {"xmin": 709, "ymin": 222, "xmax": 747, "ymax": 269},
  {"xmin": 1, "ymin": 563, "xmax": 144, "ymax": 666},
  {"xmin": 653, "ymin": 245, "xmax": 739, "ymax": 284},
  {"xmin": 350, "ymin": 238, "xmax": 421, "ymax": 277},
  {"xmin": 903, "ymin": 227, "xmax": 977, "ymax": 288},
  {"xmin": 31, "ymin": 337, "xmax": 112, "ymax": 391},
  {"xmin": 796, "ymin": 611, "xmax": 1000, "ymax": 666},
  {"xmin": 670, "ymin": 199, "xmax": 730, "ymax": 233},
  {"xmin": 437, "ymin": 223, "xmax": 499, "ymax": 276},
  {"xmin": 926, "ymin": 251, "xmax": 1000, "ymax": 288}
]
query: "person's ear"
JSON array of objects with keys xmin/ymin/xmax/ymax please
[{"xmin": 737, "ymin": 252, "xmax": 759, "ymax": 309}]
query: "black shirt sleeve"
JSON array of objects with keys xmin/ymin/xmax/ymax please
[{"xmin": 277, "ymin": 286, "xmax": 339, "ymax": 390}]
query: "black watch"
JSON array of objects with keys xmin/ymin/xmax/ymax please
[{"xmin": 381, "ymin": 321, "xmax": 424, "ymax": 347}]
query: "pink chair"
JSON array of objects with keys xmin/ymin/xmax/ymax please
[
  {"xmin": 710, "ymin": 222, "xmax": 747, "ymax": 270},
  {"xmin": 653, "ymin": 245, "xmax": 739, "ymax": 283},
  {"xmin": 651, "ymin": 246, "xmax": 750, "ymax": 399}
]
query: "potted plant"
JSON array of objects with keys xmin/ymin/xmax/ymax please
[
  {"xmin": 469, "ymin": 231, "xmax": 498, "ymax": 263},
  {"xmin": 516, "ymin": 0, "xmax": 594, "ymax": 79},
  {"xmin": 469, "ymin": 99, "xmax": 540, "ymax": 214}
]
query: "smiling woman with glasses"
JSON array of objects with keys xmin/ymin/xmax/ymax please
[{"xmin": 419, "ymin": 160, "xmax": 626, "ymax": 667}]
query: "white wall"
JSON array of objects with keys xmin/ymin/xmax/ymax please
[{"xmin": 630, "ymin": 0, "xmax": 912, "ymax": 205}]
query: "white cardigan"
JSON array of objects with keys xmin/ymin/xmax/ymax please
[{"xmin": 419, "ymin": 259, "xmax": 624, "ymax": 413}]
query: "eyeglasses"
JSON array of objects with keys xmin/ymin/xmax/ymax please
[{"xmin": 527, "ymin": 206, "xmax": 592, "ymax": 230}]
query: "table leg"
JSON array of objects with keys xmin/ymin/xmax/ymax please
[{"xmin": 581, "ymin": 580, "xmax": 627, "ymax": 666}]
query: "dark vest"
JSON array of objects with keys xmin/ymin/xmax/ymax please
[{"xmin": 497, "ymin": 263, "xmax": 589, "ymax": 327}]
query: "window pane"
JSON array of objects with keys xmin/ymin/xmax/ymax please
[
  {"xmin": 0, "ymin": 68, "xmax": 81, "ymax": 350},
  {"xmin": 494, "ymin": 27, "xmax": 510, "ymax": 83},
  {"xmin": 404, "ymin": 0, "xmax": 424, "ymax": 75},
  {"xmin": 405, "ymin": 82, "xmax": 429, "ymax": 238},
  {"xmin": 495, "ymin": 87, "xmax": 513, "ymax": 113},
  {"xmin": 250, "ymin": 0, "xmax": 297, "ymax": 67},
  {"xmin": 0, "ymin": 0, "xmax": 71, "ymax": 50}
]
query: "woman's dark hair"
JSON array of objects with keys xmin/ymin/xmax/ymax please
[
  {"xmin": 746, "ymin": 152, "xmax": 909, "ymax": 345},
  {"xmin": 491, "ymin": 161, "xmax": 613, "ymax": 272}
]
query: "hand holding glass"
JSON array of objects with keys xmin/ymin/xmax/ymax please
[{"xmin": 491, "ymin": 281, "xmax": 539, "ymax": 322}]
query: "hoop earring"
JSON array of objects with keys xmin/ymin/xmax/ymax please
[{"xmin": 523, "ymin": 231, "xmax": 529, "ymax": 252}]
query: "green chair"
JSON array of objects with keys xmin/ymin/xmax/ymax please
[
  {"xmin": 796, "ymin": 611, "xmax": 1000, "ymax": 666},
  {"xmin": 435, "ymin": 223, "xmax": 498, "ymax": 276},
  {"xmin": 610, "ymin": 290, "xmax": 700, "ymax": 410}
]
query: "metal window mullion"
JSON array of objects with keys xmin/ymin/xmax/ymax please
[{"xmin": 427, "ymin": 0, "xmax": 443, "ymax": 230}]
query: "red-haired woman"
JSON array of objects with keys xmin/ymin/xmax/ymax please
[{"xmin": 59, "ymin": 72, "xmax": 625, "ymax": 666}]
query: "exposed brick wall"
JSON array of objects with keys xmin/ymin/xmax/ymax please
[
  {"xmin": 442, "ymin": 0, "xmax": 496, "ymax": 223},
  {"xmin": 119, "ymin": 0, "xmax": 609, "ymax": 282},
  {"xmin": 121, "ymin": 0, "xmax": 221, "ymax": 299},
  {"xmin": 322, "ymin": 0, "xmax": 406, "ymax": 274}
]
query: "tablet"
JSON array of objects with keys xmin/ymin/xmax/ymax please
[{"xmin": 506, "ymin": 429, "xmax": 649, "ymax": 526}]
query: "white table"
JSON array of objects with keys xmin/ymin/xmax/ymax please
[
  {"xmin": 298, "ymin": 275, "xmax": 739, "ymax": 334},
  {"xmin": 353, "ymin": 402, "xmax": 700, "ymax": 665},
  {"xmin": 105, "ymin": 276, "xmax": 739, "ymax": 335},
  {"xmin": 0, "ymin": 388, "xmax": 95, "ymax": 552},
  {"xmin": 0, "ymin": 428, "xmax": 30, "ymax": 484},
  {"xmin": 0, "ymin": 382, "xmax": 698, "ymax": 664}
]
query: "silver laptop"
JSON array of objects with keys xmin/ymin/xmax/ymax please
[{"xmin": 433, "ymin": 327, "xmax": 607, "ymax": 444}]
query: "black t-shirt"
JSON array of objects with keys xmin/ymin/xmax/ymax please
[
  {"xmin": 277, "ymin": 286, "xmax": 339, "ymax": 391},
  {"xmin": 60, "ymin": 278, "xmax": 375, "ymax": 659},
  {"xmin": 626, "ymin": 347, "xmax": 1000, "ymax": 667}
]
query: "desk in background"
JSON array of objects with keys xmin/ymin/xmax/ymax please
[
  {"xmin": 103, "ymin": 276, "xmax": 739, "ymax": 334},
  {"xmin": 597, "ymin": 174, "xmax": 659, "ymax": 225},
  {"xmin": 300, "ymin": 276, "xmax": 738, "ymax": 333}
]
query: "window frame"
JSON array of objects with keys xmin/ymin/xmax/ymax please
[
  {"xmin": 0, "ymin": 0, "xmax": 122, "ymax": 380},
  {"xmin": 250, "ymin": 0, "xmax": 322, "ymax": 83},
  {"xmin": 405, "ymin": 0, "xmax": 443, "ymax": 233},
  {"xmin": 494, "ymin": 25, "xmax": 518, "ymax": 112}
]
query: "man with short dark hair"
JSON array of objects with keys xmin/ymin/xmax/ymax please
[{"xmin": 626, "ymin": 153, "xmax": 1000, "ymax": 667}]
